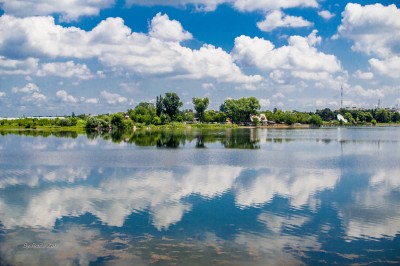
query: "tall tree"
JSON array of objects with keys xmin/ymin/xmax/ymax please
[
  {"xmin": 220, "ymin": 97, "xmax": 260, "ymax": 123},
  {"xmin": 156, "ymin": 95, "xmax": 163, "ymax": 117},
  {"xmin": 192, "ymin": 97, "xmax": 209, "ymax": 122},
  {"xmin": 162, "ymin": 92, "xmax": 183, "ymax": 119}
]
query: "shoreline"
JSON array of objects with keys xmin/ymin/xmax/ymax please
[{"xmin": 0, "ymin": 123, "xmax": 399, "ymax": 132}]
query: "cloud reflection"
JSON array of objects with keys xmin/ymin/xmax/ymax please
[
  {"xmin": 0, "ymin": 165, "xmax": 341, "ymax": 231},
  {"xmin": 341, "ymin": 169, "xmax": 400, "ymax": 240}
]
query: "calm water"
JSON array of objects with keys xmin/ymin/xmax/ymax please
[{"xmin": 0, "ymin": 127, "xmax": 399, "ymax": 265}]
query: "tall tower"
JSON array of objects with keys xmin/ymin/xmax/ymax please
[
  {"xmin": 378, "ymin": 98, "xmax": 381, "ymax": 110},
  {"xmin": 341, "ymin": 84, "xmax": 343, "ymax": 109}
]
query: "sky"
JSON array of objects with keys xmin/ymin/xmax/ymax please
[{"xmin": 0, "ymin": 0, "xmax": 399, "ymax": 116}]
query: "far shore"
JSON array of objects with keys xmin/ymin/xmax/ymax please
[{"xmin": 0, "ymin": 122, "xmax": 398, "ymax": 132}]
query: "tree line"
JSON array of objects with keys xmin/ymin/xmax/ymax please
[{"xmin": 1, "ymin": 92, "xmax": 399, "ymax": 130}]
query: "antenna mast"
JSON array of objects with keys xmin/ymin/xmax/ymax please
[{"xmin": 341, "ymin": 84, "xmax": 343, "ymax": 109}]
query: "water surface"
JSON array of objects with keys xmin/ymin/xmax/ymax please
[{"xmin": 0, "ymin": 127, "xmax": 399, "ymax": 265}]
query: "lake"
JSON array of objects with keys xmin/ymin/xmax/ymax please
[{"xmin": 0, "ymin": 127, "xmax": 399, "ymax": 265}]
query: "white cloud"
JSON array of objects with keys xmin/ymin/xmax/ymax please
[
  {"xmin": 149, "ymin": 13, "xmax": 193, "ymax": 42},
  {"xmin": 1, "ymin": 0, "xmax": 115, "ymax": 21},
  {"xmin": 257, "ymin": 10, "xmax": 313, "ymax": 32},
  {"xmin": 369, "ymin": 56, "xmax": 400, "ymax": 79},
  {"xmin": 126, "ymin": 0, "xmax": 318, "ymax": 12},
  {"xmin": 0, "ymin": 56, "xmax": 39, "ymax": 75},
  {"xmin": 0, "ymin": 92, "xmax": 6, "ymax": 98},
  {"xmin": 232, "ymin": 0, "xmax": 318, "ymax": 12},
  {"xmin": 272, "ymin": 92, "xmax": 285, "ymax": 99},
  {"xmin": 22, "ymin": 92, "xmax": 47, "ymax": 105},
  {"xmin": 85, "ymin": 98, "xmax": 99, "ymax": 104},
  {"xmin": 338, "ymin": 3, "xmax": 400, "ymax": 58},
  {"xmin": 202, "ymin": 83, "xmax": 216, "ymax": 90},
  {"xmin": 100, "ymin": 90, "xmax": 128, "ymax": 105},
  {"xmin": 318, "ymin": 10, "xmax": 334, "ymax": 20},
  {"xmin": 348, "ymin": 85, "xmax": 384, "ymax": 99},
  {"xmin": 11, "ymin": 83, "xmax": 48, "ymax": 105},
  {"xmin": 0, "ymin": 14, "xmax": 259, "ymax": 84},
  {"xmin": 125, "ymin": 0, "xmax": 226, "ymax": 12},
  {"xmin": 353, "ymin": 70, "xmax": 374, "ymax": 80},
  {"xmin": 234, "ymin": 83, "xmax": 257, "ymax": 90},
  {"xmin": 232, "ymin": 30, "xmax": 341, "ymax": 81},
  {"xmin": 12, "ymin": 83, "xmax": 39, "ymax": 94},
  {"xmin": 37, "ymin": 61, "xmax": 93, "ymax": 80},
  {"xmin": 259, "ymin": 98, "xmax": 271, "ymax": 108},
  {"xmin": 56, "ymin": 90, "xmax": 78, "ymax": 103},
  {"xmin": 269, "ymin": 70, "xmax": 285, "ymax": 84}
]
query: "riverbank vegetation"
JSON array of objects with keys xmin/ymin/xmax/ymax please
[{"xmin": 1, "ymin": 92, "xmax": 399, "ymax": 131}]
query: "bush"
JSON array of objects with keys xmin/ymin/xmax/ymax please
[
  {"xmin": 152, "ymin": 116, "xmax": 161, "ymax": 125},
  {"xmin": 309, "ymin": 114, "xmax": 323, "ymax": 127}
]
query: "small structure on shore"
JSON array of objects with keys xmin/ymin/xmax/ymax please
[
  {"xmin": 250, "ymin": 114, "xmax": 268, "ymax": 125},
  {"xmin": 337, "ymin": 114, "xmax": 348, "ymax": 123}
]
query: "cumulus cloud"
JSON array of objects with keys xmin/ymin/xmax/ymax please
[
  {"xmin": 337, "ymin": 3, "xmax": 400, "ymax": 58},
  {"xmin": 232, "ymin": 0, "xmax": 318, "ymax": 12},
  {"xmin": 0, "ymin": 56, "xmax": 39, "ymax": 75},
  {"xmin": 126, "ymin": 0, "xmax": 318, "ymax": 12},
  {"xmin": 23, "ymin": 92, "xmax": 47, "ymax": 105},
  {"xmin": 1, "ymin": 0, "xmax": 115, "ymax": 21},
  {"xmin": 353, "ymin": 70, "xmax": 374, "ymax": 80},
  {"xmin": 0, "ymin": 92, "xmax": 6, "ymax": 98},
  {"xmin": 149, "ymin": 13, "xmax": 193, "ymax": 42},
  {"xmin": 348, "ymin": 85, "xmax": 384, "ymax": 99},
  {"xmin": 11, "ymin": 83, "xmax": 47, "ymax": 106},
  {"xmin": 100, "ymin": 90, "xmax": 128, "ymax": 105},
  {"xmin": 202, "ymin": 83, "xmax": 216, "ymax": 90},
  {"xmin": 369, "ymin": 56, "xmax": 400, "ymax": 79},
  {"xmin": 257, "ymin": 10, "xmax": 313, "ymax": 32},
  {"xmin": 269, "ymin": 70, "xmax": 285, "ymax": 84},
  {"xmin": 259, "ymin": 98, "xmax": 271, "ymax": 108},
  {"xmin": 318, "ymin": 10, "xmax": 334, "ymax": 20},
  {"xmin": 0, "ymin": 14, "xmax": 259, "ymax": 84},
  {"xmin": 125, "ymin": 0, "xmax": 226, "ymax": 12},
  {"xmin": 37, "ymin": 61, "xmax": 93, "ymax": 80},
  {"xmin": 232, "ymin": 30, "xmax": 341, "ymax": 81},
  {"xmin": 85, "ymin": 98, "xmax": 99, "ymax": 104},
  {"xmin": 272, "ymin": 92, "xmax": 285, "ymax": 99},
  {"xmin": 56, "ymin": 90, "xmax": 78, "ymax": 103}
]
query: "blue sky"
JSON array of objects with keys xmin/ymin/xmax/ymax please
[{"xmin": 0, "ymin": 0, "xmax": 399, "ymax": 116}]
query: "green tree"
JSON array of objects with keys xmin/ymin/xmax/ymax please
[
  {"xmin": 192, "ymin": 97, "xmax": 209, "ymax": 122},
  {"xmin": 152, "ymin": 116, "xmax": 162, "ymax": 125},
  {"xmin": 182, "ymin": 110, "xmax": 195, "ymax": 122},
  {"xmin": 345, "ymin": 112, "xmax": 354, "ymax": 124},
  {"xmin": 156, "ymin": 95, "xmax": 163, "ymax": 117},
  {"xmin": 130, "ymin": 102, "xmax": 157, "ymax": 125},
  {"xmin": 392, "ymin": 112, "xmax": 400, "ymax": 123},
  {"xmin": 86, "ymin": 117, "xmax": 100, "ymax": 129},
  {"xmin": 111, "ymin": 113, "xmax": 125, "ymax": 129},
  {"xmin": 221, "ymin": 97, "xmax": 260, "ymax": 123},
  {"xmin": 316, "ymin": 108, "xmax": 335, "ymax": 121},
  {"xmin": 309, "ymin": 114, "xmax": 323, "ymax": 127},
  {"xmin": 273, "ymin": 109, "xmax": 285, "ymax": 123},
  {"xmin": 284, "ymin": 111, "xmax": 297, "ymax": 125},
  {"xmin": 375, "ymin": 109, "xmax": 390, "ymax": 123},
  {"xmin": 162, "ymin": 92, "xmax": 182, "ymax": 119}
]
